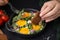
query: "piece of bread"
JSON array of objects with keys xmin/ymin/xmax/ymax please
[
  {"xmin": 0, "ymin": 29, "xmax": 8, "ymax": 40},
  {"xmin": 31, "ymin": 12, "xmax": 41, "ymax": 25}
]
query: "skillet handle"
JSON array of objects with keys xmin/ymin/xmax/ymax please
[
  {"xmin": 5, "ymin": 23, "xmax": 15, "ymax": 32},
  {"xmin": 8, "ymin": 2, "xmax": 19, "ymax": 14}
]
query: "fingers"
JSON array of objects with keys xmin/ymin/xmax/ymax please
[
  {"xmin": 42, "ymin": 3, "xmax": 59, "ymax": 19},
  {"xmin": 40, "ymin": 3, "xmax": 55, "ymax": 17},
  {"xmin": 45, "ymin": 14, "xmax": 59, "ymax": 22},
  {"xmin": 45, "ymin": 10, "xmax": 60, "ymax": 22},
  {"xmin": 40, "ymin": 1, "xmax": 60, "ymax": 22},
  {"xmin": 45, "ymin": 13, "xmax": 60, "ymax": 22}
]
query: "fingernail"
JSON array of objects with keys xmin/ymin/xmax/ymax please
[
  {"xmin": 40, "ymin": 13, "xmax": 43, "ymax": 17},
  {"xmin": 46, "ymin": 20, "xmax": 49, "ymax": 22}
]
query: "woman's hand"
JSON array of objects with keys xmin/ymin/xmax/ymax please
[
  {"xmin": 0, "ymin": 0, "xmax": 8, "ymax": 6},
  {"xmin": 40, "ymin": 1, "xmax": 60, "ymax": 22}
]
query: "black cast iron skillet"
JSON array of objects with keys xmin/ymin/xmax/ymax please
[{"xmin": 5, "ymin": 3, "xmax": 46, "ymax": 38}]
